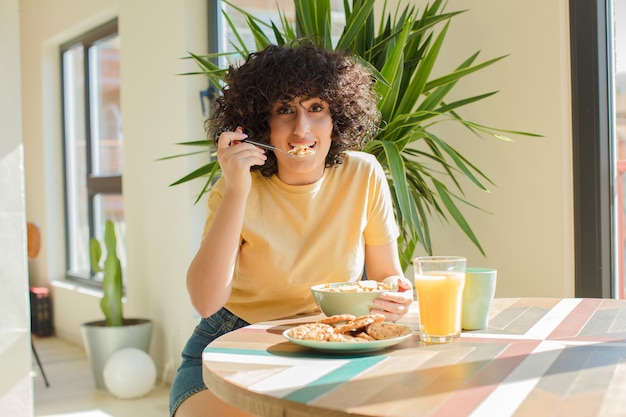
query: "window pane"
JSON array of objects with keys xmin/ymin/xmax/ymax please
[
  {"xmin": 63, "ymin": 45, "xmax": 90, "ymax": 278},
  {"xmin": 222, "ymin": 1, "xmax": 345, "ymax": 63},
  {"xmin": 615, "ymin": 0, "xmax": 625, "ymax": 298},
  {"xmin": 89, "ymin": 34, "xmax": 122, "ymax": 176},
  {"xmin": 61, "ymin": 20, "xmax": 123, "ymax": 283}
]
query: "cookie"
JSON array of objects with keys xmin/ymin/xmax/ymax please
[
  {"xmin": 365, "ymin": 322, "xmax": 411, "ymax": 340},
  {"xmin": 333, "ymin": 316, "xmax": 377, "ymax": 334},
  {"xmin": 287, "ymin": 323, "xmax": 334, "ymax": 341},
  {"xmin": 352, "ymin": 331, "xmax": 375, "ymax": 341},
  {"xmin": 318, "ymin": 314, "xmax": 356, "ymax": 324},
  {"xmin": 328, "ymin": 333, "xmax": 369, "ymax": 343},
  {"xmin": 356, "ymin": 313, "xmax": 385, "ymax": 323}
]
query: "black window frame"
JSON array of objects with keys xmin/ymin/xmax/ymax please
[
  {"xmin": 570, "ymin": 0, "xmax": 615, "ymax": 297},
  {"xmin": 60, "ymin": 19, "xmax": 122, "ymax": 286}
]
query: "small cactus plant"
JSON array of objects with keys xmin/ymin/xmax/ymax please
[{"xmin": 89, "ymin": 220, "xmax": 124, "ymax": 326}]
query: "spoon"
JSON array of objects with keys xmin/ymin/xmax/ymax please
[{"xmin": 242, "ymin": 138, "xmax": 312, "ymax": 158}]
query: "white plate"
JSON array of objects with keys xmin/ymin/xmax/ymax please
[{"xmin": 282, "ymin": 325, "xmax": 413, "ymax": 353}]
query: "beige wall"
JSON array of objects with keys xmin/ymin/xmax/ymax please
[
  {"xmin": 405, "ymin": 0, "xmax": 574, "ymax": 298},
  {"xmin": 21, "ymin": 0, "xmax": 209, "ymax": 382},
  {"xmin": 18, "ymin": 0, "xmax": 573, "ymax": 385}
]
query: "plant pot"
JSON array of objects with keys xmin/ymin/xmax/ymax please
[{"xmin": 81, "ymin": 318, "xmax": 153, "ymax": 390}]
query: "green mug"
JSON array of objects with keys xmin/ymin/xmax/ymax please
[{"xmin": 461, "ymin": 267, "xmax": 497, "ymax": 330}]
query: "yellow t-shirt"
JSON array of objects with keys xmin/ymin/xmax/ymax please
[{"xmin": 202, "ymin": 151, "xmax": 399, "ymax": 323}]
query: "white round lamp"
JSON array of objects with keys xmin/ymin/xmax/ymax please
[{"xmin": 103, "ymin": 348, "xmax": 157, "ymax": 399}]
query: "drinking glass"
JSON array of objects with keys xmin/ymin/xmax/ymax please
[
  {"xmin": 413, "ymin": 256, "xmax": 466, "ymax": 343},
  {"xmin": 462, "ymin": 267, "xmax": 497, "ymax": 330}
]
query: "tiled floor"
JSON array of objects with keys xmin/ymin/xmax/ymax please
[{"xmin": 32, "ymin": 336, "xmax": 170, "ymax": 417}]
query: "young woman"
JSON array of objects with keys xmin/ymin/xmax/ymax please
[{"xmin": 170, "ymin": 42, "xmax": 413, "ymax": 417}]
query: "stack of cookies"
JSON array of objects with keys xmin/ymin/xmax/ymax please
[{"xmin": 286, "ymin": 314, "xmax": 411, "ymax": 343}]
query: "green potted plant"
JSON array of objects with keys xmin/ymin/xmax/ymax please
[
  {"xmin": 80, "ymin": 220, "xmax": 153, "ymax": 390},
  {"xmin": 165, "ymin": 0, "xmax": 538, "ymax": 269}
]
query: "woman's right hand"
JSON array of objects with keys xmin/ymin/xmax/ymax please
[
  {"xmin": 188, "ymin": 127, "xmax": 266, "ymax": 317},
  {"xmin": 216, "ymin": 127, "xmax": 267, "ymax": 195}
]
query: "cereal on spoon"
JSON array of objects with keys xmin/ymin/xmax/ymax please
[{"xmin": 286, "ymin": 143, "xmax": 315, "ymax": 156}]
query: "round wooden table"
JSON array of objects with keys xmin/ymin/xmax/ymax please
[{"xmin": 203, "ymin": 298, "xmax": 626, "ymax": 417}]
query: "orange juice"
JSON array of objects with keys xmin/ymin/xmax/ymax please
[{"xmin": 414, "ymin": 272, "xmax": 465, "ymax": 343}]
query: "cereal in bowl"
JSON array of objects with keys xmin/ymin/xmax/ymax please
[{"xmin": 319, "ymin": 280, "xmax": 393, "ymax": 293}]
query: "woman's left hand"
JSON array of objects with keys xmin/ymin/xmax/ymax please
[{"xmin": 371, "ymin": 276, "xmax": 413, "ymax": 322}]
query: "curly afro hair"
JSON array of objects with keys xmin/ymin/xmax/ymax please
[{"xmin": 206, "ymin": 41, "xmax": 381, "ymax": 177}]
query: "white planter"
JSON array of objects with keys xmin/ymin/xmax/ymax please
[{"xmin": 81, "ymin": 318, "xmax": 153, "ymax": 390}]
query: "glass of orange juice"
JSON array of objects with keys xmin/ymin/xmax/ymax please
[{"xmin": 413, "ymin": 256, "xmax": 466, "ymax": 343}]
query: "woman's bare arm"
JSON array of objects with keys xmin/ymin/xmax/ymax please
[{"xmin": 186, "ymin": 129, "xmax": 266, "ymax": 317}]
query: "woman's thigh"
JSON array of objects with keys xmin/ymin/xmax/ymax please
[{"xmin": 170, "ymin": 308, "xmax": 249, "ymax": 416}]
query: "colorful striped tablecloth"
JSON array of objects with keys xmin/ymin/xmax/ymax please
[{"xmin": 202, "ymin": 298, "xmax": 626, "ymax": 417}]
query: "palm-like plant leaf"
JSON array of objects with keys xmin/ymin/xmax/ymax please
[
  {"xmin": 337, "ymin": 0, "xmax": 376, "ymax": 50},
  {"xmin": 169, "ymin": 160, "xmax": 220, "ymax": 188},
  {"xmin": 165, "ymin": 0, "xmax": 540, "ymax": 269}
]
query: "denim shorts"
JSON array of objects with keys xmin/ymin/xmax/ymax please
[{"xmin": 169, "ymin": 308, "xmax": 249, "ymax": 416}]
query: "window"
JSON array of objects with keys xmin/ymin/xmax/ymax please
[
  {"xmin": 617, "ymin": 2, "xmax": 626, "ymax": 298},
  {"xmin": 218, "ymin": 0, "xmax": 345, "ymax": 56},
  {"xmin": 61, "ymin": 19, "xmax": 124, "ymax": 284},
  {"xmin": 204, "ymin": 1, "xmax": 345, "ymax": 115},
  {"xmin": 570, "ymin": 0, "xmax": 623, "ymax": 297}
]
